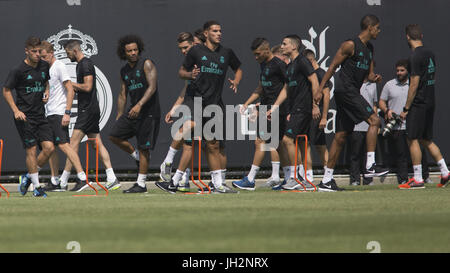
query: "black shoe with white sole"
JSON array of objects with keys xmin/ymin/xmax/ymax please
[
  {"xmin": 123, "ymin": 183, "xmax": 147, "ymax": 193},
  {"xmin": 318, "ymin": 179, "xmax": 344, "ymax": 192},
  {"xmin": 364, "ymin": 164, "xmax": 389, "ymax": 178}
]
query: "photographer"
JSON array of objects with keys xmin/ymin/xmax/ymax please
[{"xmin": 379, "ymin": 59, "xmax": 430, "ymax": 184}]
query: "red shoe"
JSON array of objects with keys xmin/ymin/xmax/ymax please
[
  {"xmin": 437, "ymin": 174, "xmax": 450, "ymax": 188},
  {"xmin": 398, "ymin": 178, "xmax": 425, "ymax": 189}
]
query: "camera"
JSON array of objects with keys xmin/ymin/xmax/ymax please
[{"xmin": 382, "ymin": 112, "xmax": 403, "ymax": 137}]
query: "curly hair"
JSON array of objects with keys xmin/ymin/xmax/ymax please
[{"xmin": 117, "ymin": 35, "xmax": 145, "ymax": 60}]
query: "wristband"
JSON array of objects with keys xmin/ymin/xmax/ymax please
[
  {"xmin": 65, "ymin": 110, "xmax": 71, "ymax": 115},
  {"xmin": 403, "ymin": 107, "xmax": 409, "ymax": 112}
]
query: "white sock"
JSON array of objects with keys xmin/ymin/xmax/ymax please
[
  {"xmin": 306, "ymin": 169, "xmax": 314, "ymax": 182},
  {"xmin": 211, "ymin": 171, "xmax": 216, "ymax": 186},
  {"xmin": 221, "ymin": 169, "xmax": 226, "ymax": 184},
  {"xmin": 247, "ymin": 165, "xmax": 260, "ymax": 181},
  {"xmin": 77, "ymin": 172, "xmax": 87, "ymax": 181},
  {"xmin": 366, "ymin": 152, "xmax": 375, "ymax": 169},
  {"xmin": 298, "ymin": 164, "xmax": 305, "ymax": 178},
  {"xmin": 29, "ymin": 172, "xmax": 40, "ymax": 188},
  {"xmin": 290, "ymin": 166, "xmax": 296, "ymax": 178},
  {"xmin": 323, "ymin": 167, "xmax": 334, "ymax": 184},
  {"xmin": 130, "ymin": 150, "xmax": 139, "ymax": 161},
  {"xmin": 283, "ymin": 166, "xmax": 290, "ymax": 179},
  {"xmin": 60, "ymin": 170, "xmax": 70, "ymax": 186},
  {"xmin": 413, "ymin": 164, "xmax": 423, "ymax": 182},
  {"xmin": 105, "ymin": 168, "xmax": 117, "ymax": 183},
  {"xmin": 271, "ymin": 161, "xmax": 280, "ymax": 180},
  {"xmin": 164, "ymin": 147, "xmax": 178, "ymax": 164},
  {"xmin": 172, "ymin": 169, "xmax": 184, "ymax": 186},
  {"xmin": 211, "ymin": 170, "xmax": 223, "ymax": 188},
  {"xmin": 51, "ymin": 176, "xmax": 59, "ymax": 186},
  {"xmin": 437, "ymin": 159, "xmax": 449, "ymax": 177},
  {"xmin": 137, "ymin": 173, "xmax": 147, "ymax": 188}
]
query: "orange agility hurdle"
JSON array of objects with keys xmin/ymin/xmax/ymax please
[
  {"xmin": 282, "ymin": 134, "xmax": 316, "ymax": 193},
  {"xmin": 0, "ymin": 139, "xmax": 10, "ymax": 198},
  {"xmin": 73, "ymin": 138, "xmax": 108, "ymax": 197},
  {"xmin": 185, "ymin": 138, "xmax": 211, "ymax": 195}
]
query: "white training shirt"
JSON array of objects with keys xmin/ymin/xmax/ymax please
[
  {"xmin": 45, "ymin": 59, "xmax": 71, "ymax": 117},
  {"xmin": 354, "ymin": 81, "xmax": 378, "ymax": 132}
]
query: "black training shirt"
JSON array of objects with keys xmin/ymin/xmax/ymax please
[
  {"xmin": 120, "ymin": 57, "xmax": 161, "ymax": 118},
  {"xmin": 259, "ymin": 56, "xmax": 288, "ymax": 115},
  {"xmin": 76, "ymin": 57, "xmax": 100, "ymax": 114},
  {"xmin": 183, "ymin": 44, "xmax": 241, "ymax": 105},
  {"xmin": 314, "ymin": 67, "xmax": 333, "ymax": 109},
  {"xmin": 4, "ymin": 59, "xmax": 50, "ymax": 117},
  {"xmin": 408, "ymin": 46, "xmax": 435, "ymax": 106},
  {"xmin": 335, "ymin": 37, "xmax": 374, "ymax": 92},
  {"xmin": 285, "ymin": 54, "xmax": 315, "ymax": 114}
]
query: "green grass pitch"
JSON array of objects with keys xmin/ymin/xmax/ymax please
[{"xmin": 1, "ymin": 184, "xmax": 450, "ymax": 253}]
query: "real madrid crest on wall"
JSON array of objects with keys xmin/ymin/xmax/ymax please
[{"xmin": 46, "ymin": 25, "xmax": 113, "ymax": 140}]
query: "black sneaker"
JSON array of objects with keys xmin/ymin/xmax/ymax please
[
  {"xmin": 364, "ymin": 164, "xmax": 389, "ymax": 178},
  {"xmin": 198, "ymin": 182, "xmax": 215, "ymax": 192},
  {"xmin": 123, "ymin": 183, "xmax": 147, "ymax": 193},
  {"xmin": 318, "ymin": 179, "xmax": 344, "ymax": 192},
  {"xmin": 70, "ymin": 179, "xmax": 92, "ymax": 192},
  {"xmin": 43, "ymin": 181, "xmax": 61, "ymax": 192},
  {"xmin": 155, "ymin": 181, "xmax": 177, "ymax": 194}
]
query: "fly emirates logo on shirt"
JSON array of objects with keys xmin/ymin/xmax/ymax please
[
  {"xmin": 46, "ymin": 25, "xmax": 113, "ymax": 139},
  {"xmin": 200, "ymin": 61, "xmax": 224, "ymax": 75}
]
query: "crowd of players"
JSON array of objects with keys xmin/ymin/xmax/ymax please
[{"xmin": 3, "ymin": 15, "xmax": 449, "ymax": 197}]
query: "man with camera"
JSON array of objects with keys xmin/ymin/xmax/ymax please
[{"xmin": 379, "ymin": 59, "xmax": 430, "ymax": 184}]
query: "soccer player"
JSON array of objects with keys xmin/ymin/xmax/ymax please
[
  {"xmin": 109, "ymin": 35, "xmax": 161, "ymax": 193},
  {"xmin": 316, "ymin": 14, "xmax": 387, "ymax": 192},
  {"xmin": 231, "ymin": 37, "xmax": 289, "ymax": 191},
  {"xmin": 38, "ymin": 41, "xmax": 89, "ymax": 192},
  {"xmin": 398, "ymin": 24, "xmax": 450, "ymax": 189},
  {"xmin": 159, "ymin": 32, "xmax": 201, "ymax": 192},
  {"xmin": 302, "ymin": 49, "xmax": 332, "ymax": 184},
  {"xmin": 61, "ymin": 40, "xmax": 119, "ymax": 192},
  {"xmin": 2, "ymin": 37, "xmax": 54, "ymax": 197},
  {"xmin": 156, "ymin": 20, "xmax": 243, "ymax": 194},
  {"xmin": 267, "ymin": 35, "xmax": 321, "ymax": 191}
]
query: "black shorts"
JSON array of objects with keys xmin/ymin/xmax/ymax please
[
  {"xmin": 47, "ymin": 115, "xmax": 70, "ymax": 145},
  {"xmin": 406, "ymin": 104, "xmax": 434, "ymax": 140},
  {"xmin": 74, "ymin": 110, "xmax": 100, "ymax": 134},
  {"xmin": 310, "ymin": 119, "xmax": 326, "ymax": 146},
  {"xmin": 284, "ymin": 112, "xmax": 311, "ymax": 140},
  {"xmin": 182, "ymin": 96, "xmax": 226, "ymax": 142},
  {"xmin": 256, "ymin": 114, "xmax": 287, "ymax": 142},
  {"xmin": 109, "ymin": 114, "xmax": 160, "ymax": 150},
  {"xmin": 14, "ymin": 115, "xmax": 53, "ymax": 149},
  {"xmin": 334, "ymin": 90, "xmax": 374, "ymax": 133}
]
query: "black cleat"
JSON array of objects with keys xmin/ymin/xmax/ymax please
[{"xmin": 123, "ymin": 183, "xmax": 147, "ymax": 193}]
